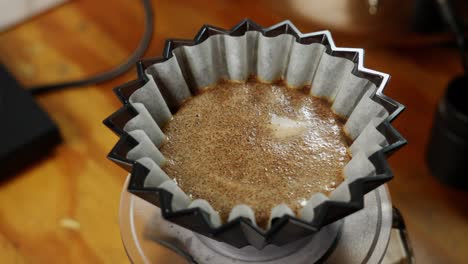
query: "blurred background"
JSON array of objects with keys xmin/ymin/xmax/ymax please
[{"xmin": 0, "ymin": 0, "xmax": 467, "ymax": 263}]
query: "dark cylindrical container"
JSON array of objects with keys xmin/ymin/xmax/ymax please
[{"xmin": 427, "ymin": 75, "xmax": 468, "ymax": 189}]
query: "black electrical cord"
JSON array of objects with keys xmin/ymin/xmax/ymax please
[{"xmin": 29, "ymin": 0, "xmax": 154, "ymax": 96}]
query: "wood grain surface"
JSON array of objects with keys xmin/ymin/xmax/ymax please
[{"xmin": 0, "ymin": 0, "xmax": 467, "ymax": 263}]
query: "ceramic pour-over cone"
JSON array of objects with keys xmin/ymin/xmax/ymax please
[{"xmin": 104, "ymin": 19, "xmax": 406, "ymax": 249}]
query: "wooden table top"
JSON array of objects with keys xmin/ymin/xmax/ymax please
[{"xmin": 0, "ymin": 0, "xmax": 467, "ymax": 263}]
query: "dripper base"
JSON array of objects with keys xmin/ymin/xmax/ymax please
[{"xmin": 119, "ymin": 175, "xmax": 393, "ymax": 263}]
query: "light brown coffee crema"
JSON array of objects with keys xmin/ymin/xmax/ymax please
[{"xmin": 159, "ymin": 79, "xmax": 351, "ymax": 228}]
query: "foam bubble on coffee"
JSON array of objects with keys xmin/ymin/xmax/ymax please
[
  {"xmin": 159, "ymin": 79, "xmax": 351, "ymax": 228},
  {"xmin": 269, "ymin": 114, "xmax": 309, "ymax": 139}
]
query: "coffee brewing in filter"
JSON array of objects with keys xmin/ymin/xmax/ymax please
[{"xmin": 104, "ymin": 19, "xmax": 406, "ymax": 249}]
